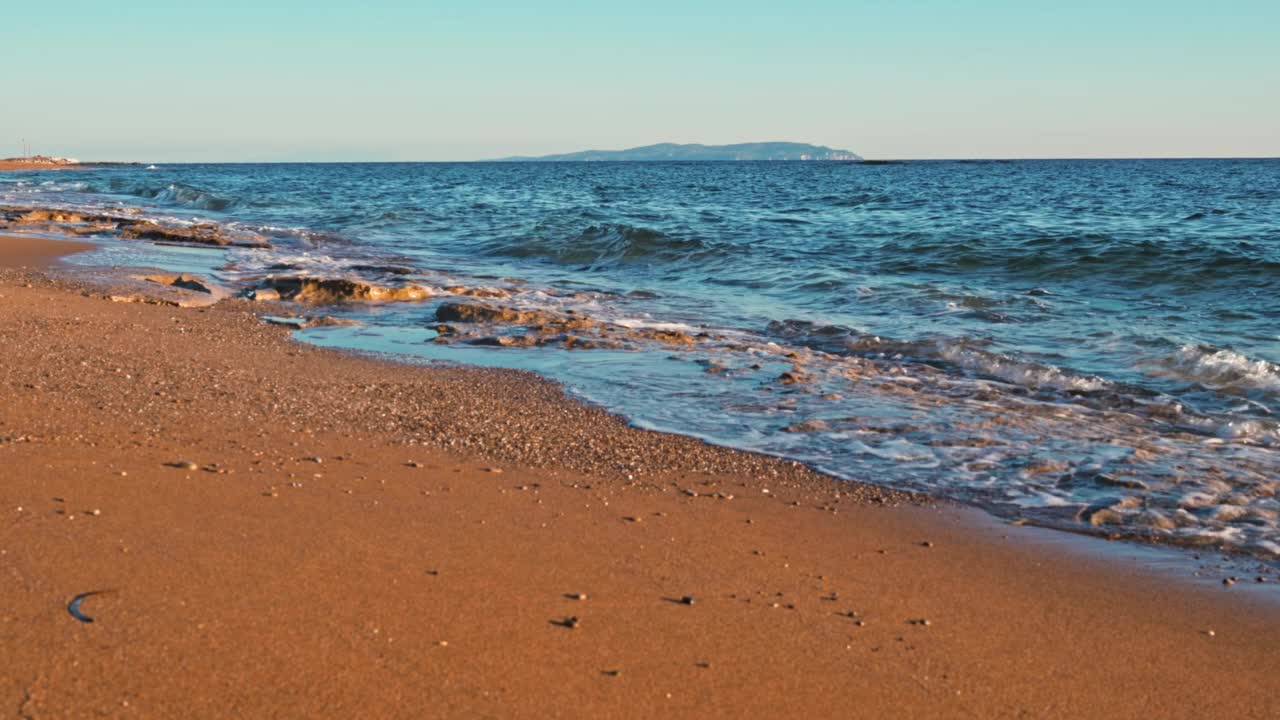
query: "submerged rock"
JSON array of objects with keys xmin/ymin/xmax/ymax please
[{"xmin": 783, "ymin": 419, "xmax": 830, "ymax": 433}]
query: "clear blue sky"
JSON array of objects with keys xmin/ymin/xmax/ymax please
[{"xmin": 2, "ymin": 1, "xmax": 1277, "ymax": 161}]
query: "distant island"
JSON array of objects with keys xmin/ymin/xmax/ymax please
[{"xmin": 495, "ymin": 142, "xmax": 863, "ymax": 162}]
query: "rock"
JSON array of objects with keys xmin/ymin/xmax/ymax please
[
  {"xmin": 248, "ymin": 287, "xmax": 281, "ymax": 302},
  {"xmin": 119, "ymin": 221, "xmax": 268, "ymax": 248},
  {"xmin": 142, "ymin": 274, "xmax": 217, "ymax": 294},
  {"xmin": 783, "ymin": 419, "xmax": 829, "ymax": 433},
  {"xmin": 444, "ymin": 285, "xmax": 510, "ymax": 298},
  {"xmin": 304, "ymin": 316, "xmax": 364, "ymax": 328},
  {"xmin": 466, "ymin": 335, "xmax": 541, "ymax": 347},
  {"xmin": 263, "ymin": 277, "xmax": 433, "ymax": 304},
  {"xmin": 435, "ymin": 301, "xmax": 585, "ymax": 329},
  {"xmin": 679, "ymin": 595, "xmax": 695, "ymax": 605},
  {"xmin": 629, "ymin": 327, "xmax": 697, "ymax": 347},
  {"xmin": 166, "ymin": 460, "xmax": 199, "ymax": 471}
]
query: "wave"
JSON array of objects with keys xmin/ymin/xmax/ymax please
[
  {"xmin": 1150, "ymin": 345, "xmax": 1280, "ymax": 396},
  {"xmin": 481, "ymin": 222, "xmax": 726, "ymax": 269},
  {"xmin": 875, "ymin": 233, "xmax": 1280, "ymax": 288},
  {"xmin": 765, "ymin": 319, "xmax": 1109, "ymax": 392},
  {"xmin": 92, "ymin": 179, "xmax": 244, "ymax": 212}
]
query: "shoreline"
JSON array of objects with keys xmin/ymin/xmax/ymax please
[{"xmin": 2, "ymin": 241, "xmax": 1279, "ymax": 717}]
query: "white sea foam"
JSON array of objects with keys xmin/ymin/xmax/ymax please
[
  {"xmin": 934, "ymin": 342, "xmax": 1111, "ymax": 392},
  {"xmin": 1152, "ymin": 345, "xmax": 1280, "ymax": 394}
]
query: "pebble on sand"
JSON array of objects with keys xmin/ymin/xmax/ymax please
[{"xmin": 166, "ymin": 460, "xmax": 199, "ymax": 471}]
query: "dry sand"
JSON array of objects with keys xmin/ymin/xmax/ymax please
[{"xmin": 1, "ymin": 238, "xmax": 1278, "ymax": 719}]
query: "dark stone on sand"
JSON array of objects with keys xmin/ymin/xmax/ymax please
[{"xmin": 143, "ymin": 274, "xmax": 216, "ymax": 294}]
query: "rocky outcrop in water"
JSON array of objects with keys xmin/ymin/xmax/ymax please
[
  {"xmin": 119, "ymin": 222, "xmax": 268, "ymax": 248},
  {"xmin": 260, "ymin": 276, "xmax": 435, "ymax": 304},
  {"xmin": 1, "ymin": 205, "xmax": 269, "ymax": 248}
]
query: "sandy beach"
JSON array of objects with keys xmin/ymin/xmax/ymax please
[{"xmin": 1, "ymin": 235, "xmax": 1278, "ymax": 719}]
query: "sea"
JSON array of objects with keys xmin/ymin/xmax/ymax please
[{"xmin": 4, "ymin": 159, "xmax": 1278, "ymax": 557}]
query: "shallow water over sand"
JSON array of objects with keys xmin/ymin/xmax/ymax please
[{"xmin": 4, "ymin": 159, "xmax": 1279, "ymax": 555}]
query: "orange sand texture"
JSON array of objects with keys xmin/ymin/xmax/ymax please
[{"xmin": 1, "ymin": 235, "xmax": 1279, "ymax": 719}]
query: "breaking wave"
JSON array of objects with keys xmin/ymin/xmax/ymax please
[{"xmin": 1151, "ymin": 345, "xmax": 1280, "ymax": 396}]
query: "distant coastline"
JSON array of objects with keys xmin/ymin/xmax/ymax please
[
  {"xmin": 494, "ymin": 141, "xmax": 863, "ymax": 162},
  {"xmin": 0, "ymin": 156, "xmax": 140, "ymax": 171}
]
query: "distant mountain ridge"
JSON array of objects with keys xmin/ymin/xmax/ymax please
[{"xmin": 496, "ymin": 142, "xmax": 862, "ymax": 162}]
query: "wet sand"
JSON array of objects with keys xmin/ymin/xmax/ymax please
[
  {"xmin": 2, "ymin": 241, "xmax": 1279, "ymax": 719},
  {"xmin": 0, "ymin": 235, "xmax": 95, "ymax": 268}
]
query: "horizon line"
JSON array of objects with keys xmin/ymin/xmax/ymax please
[{"xmin": 34, "ymin": 155, "xmax": 1280, "ymax": 165}]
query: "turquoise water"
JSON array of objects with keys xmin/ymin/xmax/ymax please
[{"xmin": 5, "ymin": 159, "xmax": 1279, "ymax": 555}]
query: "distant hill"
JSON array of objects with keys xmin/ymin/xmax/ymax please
[{"xmin": 496, "ymin": 142, "xmax": 863, "ymax": 162}]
